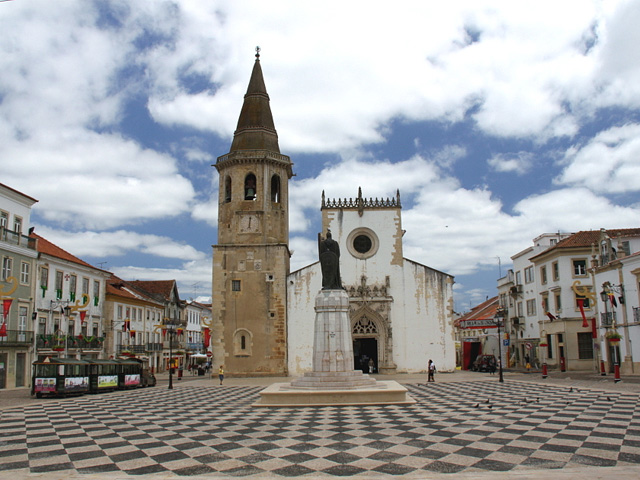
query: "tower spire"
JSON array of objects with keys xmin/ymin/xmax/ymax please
[{"xmin": 229, "ymin": 47, "xmax": 280, "ymax": 153}]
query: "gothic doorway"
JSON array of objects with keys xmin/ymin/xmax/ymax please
[{"xmin": 353, "ymin": 338, "xmax": 378, "ymax": 373}]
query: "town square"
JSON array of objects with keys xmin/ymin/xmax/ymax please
[
  {"xmin": 2, "ymin": 2, "xmax": 640, "ymax": 479},
  {"xmin": 2, "ymin": 371, "xmax": 640, "ymax": 479}
]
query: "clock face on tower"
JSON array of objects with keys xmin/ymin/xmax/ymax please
[{"xmin": 238, "ymin": 214, "xmax": 260, "ymax": 233}]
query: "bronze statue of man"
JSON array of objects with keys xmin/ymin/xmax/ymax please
[{"xmin": 318, "ymin": 230, "xmax": 342, "ymax": 289}]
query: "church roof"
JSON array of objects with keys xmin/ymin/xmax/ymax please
[{"xmin": 229, "ymin": 49, "xmax": 280, "ymax": 153}]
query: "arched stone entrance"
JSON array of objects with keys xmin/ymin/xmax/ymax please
[
  {"xmin": 352, "ymin": 316, "xmax": 379, "ymax": 373},
  {"xmin": 351, "ymin": 307, "xmax": 396, "ymax": 374},
  {"xmin": 346, "ymin": 274, "xmax": 397, "ymax": 374}
]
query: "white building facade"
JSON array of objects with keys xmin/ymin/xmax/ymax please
[
  {"xmin": 288, "ymin": 189, "xmax": 455, "ymax": 375},
  {"xmin": 592, "ymin": 231, "xmax": 640, "ymax": 374},
  {"xmin": 31, "ymin": 233, "xmax": 111, "ymax": 362},
  {"xmin": 0, "ymin": 183, "xmax": 38, "ymax": 389}
]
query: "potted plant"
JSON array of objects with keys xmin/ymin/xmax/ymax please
[{"xmin": 606, "ymin": 330, "xmax": 622, "ymax": 344}]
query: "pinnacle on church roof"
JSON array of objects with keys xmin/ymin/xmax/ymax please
[{"xmin": 229, "ymin": 47, "xmax": 280, "ymax": 153}]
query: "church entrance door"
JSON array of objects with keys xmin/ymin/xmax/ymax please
[{"xmin": 353, "ymin": 338, "xmax": 378, "ymax": 374}]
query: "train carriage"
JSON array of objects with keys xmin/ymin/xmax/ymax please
[
  {"xmin": 31, "ymin": 357, "xmax": 155, "ymax": 398},
  {"xmin": 31, "ymin": 358, "xmax": 89, "ymax": 398}
]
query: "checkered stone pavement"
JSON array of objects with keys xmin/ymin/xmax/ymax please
[{"xmin": 1, "ymin": 380, "xmax": 640, "ymax": 476}]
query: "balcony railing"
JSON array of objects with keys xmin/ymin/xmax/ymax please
[
  {"xmin": 600, "ymin": 311, "xmax": 617, "ymax": 327},
  {"xmin": 634, "ymin": 307, "xmax": 640, "ymax": 323},
  {"xmin": 0, "ymin": 329, "xmax": 34, "ymax": 345},
  {"xmin": 117, "ymin": 343, "xmax": 164, "ymax": 354},
  {"xmin": 0, "ymin": 227, "xmax": 36, "ymax": 249},
  {"xmin": 36, "ymin": 334, "xmax": 103, "ymax": 350},
  {"xmin": 146, "ymin": 342, "xmax": 163, "ymax": 352}
]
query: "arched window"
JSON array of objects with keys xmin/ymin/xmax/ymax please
[
  {"xmin": 244, "ymin": 174, "xmax": 257, "ymax": 200},
  {"xmin": 270, "ymin": 174, "xmax": 281, "ymax": 203},
  {"xmin": 224, "ymin": 176, "xmax": 232, "ymax": 203},
  {"xmin": 234, "ymin": 328, "xmax": 252, "ymax": 356}
]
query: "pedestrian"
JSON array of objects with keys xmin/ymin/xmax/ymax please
[
  {"xmin": 428, "ymin": 359, "xmax": 436, "ymax": 382},
  {"xmin": 525, "ymin": 354, "xmax": 531, "ymax": 373},
  {"xmin": 218, "ymin": 365, "xmax": 224, "ymax": 385},
  {"xmin": 368, "ymin": 358, "xmax": 375, "ymax": 374},
  {"xmin": 489, "ymin": 357, "xmax": 496, "ymax": 375}
]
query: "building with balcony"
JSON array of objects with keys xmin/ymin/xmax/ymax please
[
  {"xmin": 184, "ymin": 300, "xmax": 210, "ymax": 358},
  {"xmin": 497, "ymin": 233, "xmax": 570, "ymax": 369},
  {"xmin": 30, "ymin": 232, "xmax": 111, "ymax": 362},
  {"xmin": 104, "ymin": 275, "xmax": 165, "ymax": 373},
  {"xmin": 126, "ymin": 280, "xmax": 185, "ymax": 372},
  {"xmin": 0, "ymin": 183, "xmax": 38, "ymax": 389},
  {"xmin": 592, "ymin": 229, "xmax": 640, "ymax": 374}
]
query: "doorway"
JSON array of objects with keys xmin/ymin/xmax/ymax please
[
  {"xmin": 16, "ymin": 353, "xmax": 26, "ymax": 387},
  {"xmin": 0, "ymin": 353, "xmax": 6, "ymax": 389},
  {"xmin": 353, "ymin": 338, "xmax": 378, "ymax": 373}
]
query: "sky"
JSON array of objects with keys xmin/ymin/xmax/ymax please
[{"xmin": 1, "ymin": 0, "xmax": 640, "ymax": 313}]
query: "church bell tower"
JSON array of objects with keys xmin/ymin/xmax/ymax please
[{"xmin": 211, "ymin": 49, "xmax": 293, "ymax": 376}]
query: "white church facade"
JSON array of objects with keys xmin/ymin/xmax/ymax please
[
  {"xmin": 211, "ymin": 52, "xmax": 456, "ymax": 376},
  {"xmin": 287, "ymin": 189, "xmax": 455, "ymax": 375}
]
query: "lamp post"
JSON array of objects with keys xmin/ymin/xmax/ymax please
[
  {"xmin": 494, "ymin": 307, "xmax": 505, "ymax": 383},
  {"xmin": 50, "ymin": 301, "xmax": 71, "ymax": 357},
  {"xmin": 601, "ymin": 287, "xmax": 621, "ymax": 382},
  {"xmin": 165, "ymin": 319, "xmax": 179, "ymax": 390}
]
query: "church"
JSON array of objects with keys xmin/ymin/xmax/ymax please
[{"xmin": 211, "ymin": 52, "xmax": 455, "ymax": 376}]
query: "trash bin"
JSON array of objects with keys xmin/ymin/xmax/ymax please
[{"xmin": 559, "ymin": 357, "xmax": 566, "ymax": 372}]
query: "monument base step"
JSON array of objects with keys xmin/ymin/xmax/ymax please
[
  {"xmin": 254, "ymin": 380, "xmax": 416, "ymax": 407},
  {"xmin": 289, "ymin": 370, "xmax": 378, "ymax": 390}
]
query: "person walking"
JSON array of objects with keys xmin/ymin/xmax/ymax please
[
  {"xmin": 427, "ymin": 359, "xmax": 436, "ymax": 382},
  {"xmin": 218, "ymin": 365, "xmax": 224, "ymax": 385}
]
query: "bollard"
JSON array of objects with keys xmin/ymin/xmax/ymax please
[
  {"xmin": 542, "ymin": 363, "xmax": 548, "ymax": 379},
  {"xmin": 614, "ymin": 364, "xmax": 621, "ymax": 383},
  {"xmin": 600, "ymin": 360, "xmax": 606, "ymax": 376}
]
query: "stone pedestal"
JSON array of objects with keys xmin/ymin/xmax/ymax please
[{"xmin": 256, "ymin": 289, "xmax": 414, "ymax": 406}]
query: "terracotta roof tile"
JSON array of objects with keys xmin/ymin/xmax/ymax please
[
  {"xmin": 531, "ymin": 228, "xmax": 640, "ymax": 260},
  {"xmin": 455, "ymin": 296, "xmax": 499, "ymax": 326},
  {"xmin": 128, "ymin": 280, "xmax": 178, "ymax": 302},
  {"xmin": 106, "ymin": 275, "xmax": 164, "ymax": 305}
]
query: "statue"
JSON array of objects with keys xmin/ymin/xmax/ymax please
[{"xmin": 318, "ymin": 230, "xmax": 342, "ymax": 289}]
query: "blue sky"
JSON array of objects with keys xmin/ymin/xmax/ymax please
[{"xmin": 2, "ymin": 1, "xmax": 639, "ymax": 312}]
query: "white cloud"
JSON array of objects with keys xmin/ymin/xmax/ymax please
[
  {"xmin": 555, "ymin": 124, "xmax": 640, "ymax": 194},
  {"xmin": 141, "ymin": 1, "xmax": 635, "ymax": 147},
  {"xmin": 2, "ymin": 0, "xmax": 640, "ymax": 312},
  {"xmin": 112, "ymin": 260, "xmax": 212, "ymax": 301},
  {"xmin": 488, "ymin": 152, "xmax": 534, "ymax": 175},
  {"xmin": 34, "ymin": 227, "xmax": 207, "ymax": 262},
  {"xmin": 3, "ymin": 130, "xmax": 195, "ymax": 229}
]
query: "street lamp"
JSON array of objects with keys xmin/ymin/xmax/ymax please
[
  {"xmin": 165, "ymin": 318, "xmax": 179, "ymax": 390},
  {"xmin": 494, "ymin": 307, "xmax": 505, "ymax": 383},
  {"xmin": 51, "ymin": 300, "xmax": 71, "ymax": 357}
]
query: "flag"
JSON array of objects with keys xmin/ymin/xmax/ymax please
[
  {"xmin": 546, "ymin": 312, "xmax": 556, "ymax": 321},
  {"xmin": 0, "ymin": 322, "xmax": 6, "ymax": 337},
  {"xmin": 2, "ymin": 298, "xmax": 13, "ymax": 321},
  {"xmin": 577, "ymin": 299, "xmax": 589, "ymax": 327},
  {"xmin": 79, "ymin": 311, "xmax": 87, "ymax": 324},
  {"xmin": 608, "ymin": 292, "xmax": 618, "ymax": 308},
  {"xmin": 203, "ymin": 328, "xmax": 211, "ymax": 348}
]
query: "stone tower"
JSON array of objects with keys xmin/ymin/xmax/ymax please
[{"xmin": 211, "ymin": 50, "xmax": 293, "ymax": 376}]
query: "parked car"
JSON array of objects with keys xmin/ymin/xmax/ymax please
[{"xmin": 471, "ymin": 354, "xmax": 496, "ymax": 372}]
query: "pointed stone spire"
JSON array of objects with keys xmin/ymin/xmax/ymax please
[{"xmin": 229, "ymin": 47, "xmax": 280, "ymax": 153}]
